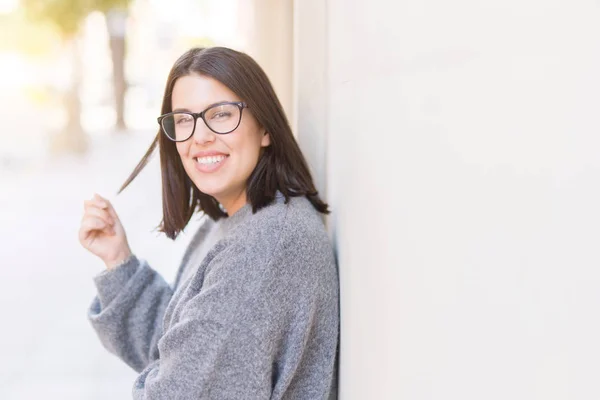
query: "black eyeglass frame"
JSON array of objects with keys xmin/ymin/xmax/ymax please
[{"xmin": 157, "ymin": 101, "xmax": 248, "ymax": 142}]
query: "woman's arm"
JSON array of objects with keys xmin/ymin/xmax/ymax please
[
  {"xmin": 129, "ymin": 240, "xmax": 282, "ymax": 400},
  {"xmin": 88, "ymin": 255, "xmax": 173, "ymax": 373}
]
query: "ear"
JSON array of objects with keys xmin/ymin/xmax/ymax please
[{"xmin": 260, "ymin": 131, "xmax": 271, "ymax": 147}]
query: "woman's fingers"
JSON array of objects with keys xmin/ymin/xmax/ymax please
[
  {"xmin": 79, "ymin": 194, "xmax": 132, "ymax": 266},
  {"xmin": 80, "ymin": 216, "xmax": 115, "ymax": 240},
  {"xmin": 89, "ymin": 194, "xmax": 120, "ymax": 222},
  {"xmin": 82, "ymin": 216, "xmax": 113, "ymax": 234},
  {"xmin": 84, "ymin": 196, "xmax": 121, "ymax": 225},
  {"xmin": 93, "ymin": 193, "xmax": 109, "ymax": 205},
  {"xmin": 84, "ymin": 196, "xmax": 108, "ymax": 210},
  {"xmin": 83, "ymin": 204, "xmax": 114, "ymax": 226}
]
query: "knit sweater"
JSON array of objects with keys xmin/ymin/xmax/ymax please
[{"xmin": 88, "ymin": 194, "xmax": 339, "ymax": 399}]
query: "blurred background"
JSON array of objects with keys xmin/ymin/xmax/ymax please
[
  {"xmin": 0, "ymin": 0, "xmax": 290, "ymax": 398},
  {"xmin": 2, "ymin": 0, "xmax": 600, "ymax": 399}
]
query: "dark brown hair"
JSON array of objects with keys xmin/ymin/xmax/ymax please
[{"xmin": 119, "ymin": 47, "xmax": 329, "ymax": 240}]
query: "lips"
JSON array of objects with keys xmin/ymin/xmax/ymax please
[{"xmin": 191, "ymin": 152, "xmax": 229, "ymax": 173}]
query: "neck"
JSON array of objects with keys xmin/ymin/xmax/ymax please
[{"xmin": 220, "ymin": 190, "xmax": 247, "ymax": 216}]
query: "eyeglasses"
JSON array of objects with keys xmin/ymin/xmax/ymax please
[{"xmin": 157, "ymin": 101, "xmax": 248, "ymax": 142}]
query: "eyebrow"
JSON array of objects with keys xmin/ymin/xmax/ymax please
[{"xmin": 172, "ymin": 100, "xmax": 237, "ymax": 113}]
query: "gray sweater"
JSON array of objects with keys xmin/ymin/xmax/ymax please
[{"xmin": 88, "ymin": 195, "xmax": 339, "ymax": 399}]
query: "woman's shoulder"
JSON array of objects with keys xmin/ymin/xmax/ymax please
[
  {"xmin": 238, "ymin": 194, "xmax": 327, "ymax": 242},
  {"xmin": 218, "ymin": 195, "xmax": 335, "ymax": 287},
  {"xmin": 217, "ymin": 194, "xmax": 331, "ymax": 267},
  {"xmin": 200, "ymin": 195, "xmax": 335, "ymax": 295}
]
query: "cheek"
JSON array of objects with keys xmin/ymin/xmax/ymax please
[
  {"xmin": 174, "ymin": 144, "xmax": 194, "ymax": 176},
  {"xmin": 175, "ymin": 142, "xmax": 189, "ymax": 158},
  {"xmin": 231, "ymin": 135, "xmax": 262, "ymax": 165}
]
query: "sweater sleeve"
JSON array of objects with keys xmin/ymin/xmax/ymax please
[
  {"xmin": 88, "ymin": 255, "xmax": 174, "ymax": 373},
  {"xmin": 131, "ymin": 241, "xmax": 284, "ymax": 400}
]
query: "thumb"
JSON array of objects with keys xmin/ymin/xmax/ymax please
[{"xmin": 93, "ymin": 193, "xmax": 120, "ymax": 222}]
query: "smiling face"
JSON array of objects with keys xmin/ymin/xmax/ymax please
[{"xmin": 171, "ymin": 74, "xmax": 270, "ymax": 215}]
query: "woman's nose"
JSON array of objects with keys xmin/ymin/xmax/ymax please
[{"xmin": 192, "ymin": 119, "xmax": 216, "ymax": 145}]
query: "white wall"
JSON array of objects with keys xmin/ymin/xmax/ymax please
[
  {"xmin": 293, "ymin": 0, "xmax": 329, "ymax": 198},
  {"xmin": 296, "ymin": 0, "xmax": 600, "ymax": 399},
  {"xmin": 237, "ymin": 0, "xmax": 294, "ymax": 124}
]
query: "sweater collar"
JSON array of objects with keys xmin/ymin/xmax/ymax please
[{"xmin": 218, "ymin": 190, "xmax": 285, "ymax": 231}]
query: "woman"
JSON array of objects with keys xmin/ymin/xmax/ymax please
[{"xmin": 78, "ymin": 47, "xmax": 339, "ymax": 399}]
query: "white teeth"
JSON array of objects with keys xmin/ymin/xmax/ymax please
[{"xmin": 195, "ymin": 155, "xmax": 226, "ymax": 165}]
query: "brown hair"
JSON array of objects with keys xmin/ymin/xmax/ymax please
[{"xmin": 119, "ymin": 47, "xmax": 329, "ymax": 240}]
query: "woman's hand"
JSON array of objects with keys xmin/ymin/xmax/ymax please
[{"xmin": 79, "ymin": 193, "xmax": 132, "ymax": 270}]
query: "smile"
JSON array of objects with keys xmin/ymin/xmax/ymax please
[
  {"xmin": 195, "ymin": 155, "xmax": 227, "ymax": 165},
  {"xmin": 193, "ymin": 154, "xmax": 229, "ymax": 173}
]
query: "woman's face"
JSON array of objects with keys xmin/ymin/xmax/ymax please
[{"xmin": 171, "ymin": 74, "xmax": 270, "ymax": 214}]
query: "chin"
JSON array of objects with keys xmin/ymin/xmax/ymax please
[{"xmin": 195, "ymin": 184, "xmax": 224, "ymax": 200}]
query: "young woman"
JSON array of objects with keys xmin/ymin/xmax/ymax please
[{"xmin": 78, "ymin": 47, "xmax": 339, "ymax": 399}]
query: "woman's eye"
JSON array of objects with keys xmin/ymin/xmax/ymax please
[
  {"xmin": 211, "ymin": 112, "xmax": 231, "ymax": 120},
  {"xmin": 175, "ymin": 116, "xmax": 193, "ymax": 124}
]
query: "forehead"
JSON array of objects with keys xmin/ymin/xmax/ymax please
[{"xmin": 171, "ymin": 74, "xmax": 239, "ymax": 110}]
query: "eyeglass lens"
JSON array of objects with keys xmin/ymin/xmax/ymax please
[{"xmin": 161, "ymin": 103, "xmax": 241, "ymax": 140}]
